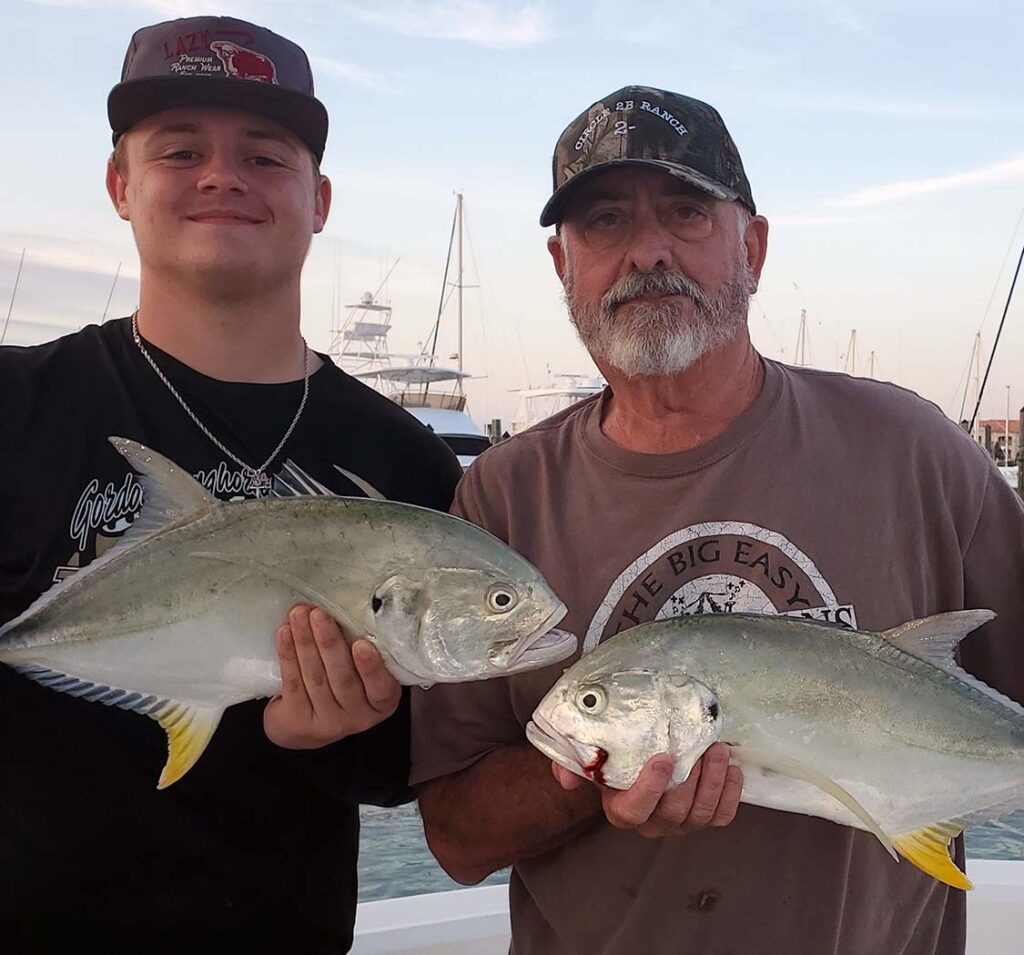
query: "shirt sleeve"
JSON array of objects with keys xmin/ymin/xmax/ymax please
[
  {"xmin": 409, "ymin": 460, "xmax": 524, "ymax": 786},
  {"xmin": 276, "ymin": 689, "xmax": 414, "ymax": 807},
  {"xmin": 959, "ymin": 469, "xmax": 1024, "ymax": 706}
]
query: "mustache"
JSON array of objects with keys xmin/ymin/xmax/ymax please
[{"xmin": 601, "ymin": 269, "xmax": 715, "ymax": 315}]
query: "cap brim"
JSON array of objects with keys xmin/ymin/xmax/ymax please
[
  {"xmin": 108, "ymin": 77, "xmax": 328, "ymax": 162},
  {"xmin": 539, "ymin": 158, "xmax": 742, "ymax": 227}
]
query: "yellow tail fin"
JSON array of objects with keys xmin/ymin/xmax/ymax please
[
  {"xmin": 892, "ymin": 823, "xmax": 972, "ymax": 890},
  {"xmin": 151, "ymin": 702, "xmax": 224, "ymax": 789}
]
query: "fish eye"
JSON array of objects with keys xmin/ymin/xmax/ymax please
[
  {"xmin": 575, "ymin": 686, "xmax": 607, "ymax": 715},
  {"xmin": 487, "ymin": 585, "xmax": 518, "ymax": 613}
]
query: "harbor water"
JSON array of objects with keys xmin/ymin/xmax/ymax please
[{"xmin": 357, "ymin": 804, "xmax": 1024, "ymax": 902}]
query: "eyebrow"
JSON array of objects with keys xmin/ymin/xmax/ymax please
[{"xmin": 144, "ymin": 123, "xmax": 297, "ymax": 150}]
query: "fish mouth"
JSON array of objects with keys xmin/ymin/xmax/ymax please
[
  {"xmin": 502, "ymin": 602, "xmax": 577, "ymax": 671},
  {"xmin": 525, "ymin": 711, "xmax": 598, "ymax": 782}
]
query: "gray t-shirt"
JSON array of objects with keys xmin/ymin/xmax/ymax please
[{"xmin": 411, "ymin": 359, "xmax": 1024, "ymax": 955}]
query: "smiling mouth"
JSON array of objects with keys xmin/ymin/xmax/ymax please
[{"xmin": 187, "ymin": 212, "xmax": 263, "ymax": 224}]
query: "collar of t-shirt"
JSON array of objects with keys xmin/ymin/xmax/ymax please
[{"xmin": 580, "ymin": 357, "xmax": 784, "ymax": 478}]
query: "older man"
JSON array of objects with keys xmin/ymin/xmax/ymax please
[{"xmin": 413, "ymin": 86, "xmax": 1024, "ymax": 954}]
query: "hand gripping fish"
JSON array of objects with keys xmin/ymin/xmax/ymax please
[
  {"xmin": 0, "ymin": 438, "xmax": 576, "ymax": 788},
  {"xmin": 527, "ymin": 611, "xmax": 1024, "ymax": 890}
]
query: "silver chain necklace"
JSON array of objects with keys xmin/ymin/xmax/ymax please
[{"xmin": 131, "ymin": 311, "xmax": 311, "ymax": 497}]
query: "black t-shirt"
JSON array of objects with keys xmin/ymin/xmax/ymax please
[{"xmin": 0, "ymin": 318, "xmax": 463, "ymax": 953}]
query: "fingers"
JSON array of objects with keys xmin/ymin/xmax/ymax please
[
  {"xmin": 352, "ymin": 639, "xmax": 402, "ymax": 717},
  {"xmin": 264, "ymin": 604, "xmax": 400, "ymax": 749},
  {"xmin": 274, "ymin": 622, "xmax": 312, "ymax": 715},
  {"xmin": 678, "ymin": 742, "xmax": 733, "ymax": 831},
  {"xmin": 551, "ymin": 761, "xmax": 585, "ymax": 790},
  {"xmin": 602, "ymin": 756, "xmax": 674, "ymax": 829},
  {"xmin": 709, "ymin": 763, "xmax": 744, "ymax": 828},
  {"xmin": 293, "ymin": 606, "xmax": 364, "ymax": 709},
  {"xmin": 602, "ymin": 744, "xmax": 743, "ymax": 838}
]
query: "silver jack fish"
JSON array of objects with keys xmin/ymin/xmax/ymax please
[
  {"xmin": 1, "ymin": 438, "xmax": 576, "ymax": 788},
  {"xmin": 526, "ymin": 611, "xmax": 1024, "ymax": 890}
]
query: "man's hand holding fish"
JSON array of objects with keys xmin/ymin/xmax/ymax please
[
  {"xmin": 551, "ymin": 742, "xmax": 742, "ymax": 838},
  {"xmin": 264, "ymin": 605, "xmax": 402, "ymax": 749}
]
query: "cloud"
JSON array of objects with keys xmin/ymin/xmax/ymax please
[
  {"xmin": 826, "ymin": 156, "xmax": 1024, "ymax": 208},
  {"xmin": 0, "ymin": 234, "xmax": 138, "ymax": 282},
  {"xmin": 337, "ymin": 1, "xmax": 551, "ymax": 48}
]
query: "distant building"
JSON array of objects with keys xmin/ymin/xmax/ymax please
[{"xmin": 979, "ymin": 418, "xmax": 1020, "ymax": 464}]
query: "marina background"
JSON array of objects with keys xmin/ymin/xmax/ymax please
[{"xmin": 6, "ymin": 1, "xmax": 1024, "ymax": 430}]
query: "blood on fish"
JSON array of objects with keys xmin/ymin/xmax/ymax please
[{"xmin": 584, "ymin": 747, "xmax": 609, "ymax": 786}]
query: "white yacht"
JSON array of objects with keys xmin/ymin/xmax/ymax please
[
  {"xmin": 511, "ymin": 374, "xmax": 605, "ymax": 434},
  {"xmin": 329, "ymin": 196, "xmax": 489, "ymax": 469}
]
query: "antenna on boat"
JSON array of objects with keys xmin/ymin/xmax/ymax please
[
  {"xmin": 1, "ymin": 248, "xmax": 26, "ymax": 346},
  {"xmin": 843, "ymin": 329, "xmax": 858, "ymax": 375},
  {"xmin": 794, "ymin": 308, "xmax": 811, "ymax": 366},
  {"xmin": 327, "ymin": 258, "xmax": 401, "ymax": 358}
]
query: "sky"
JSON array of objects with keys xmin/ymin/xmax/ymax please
[{"xmin": 4, "ymin": 0, "xmax": 1024, "ymax": 430}]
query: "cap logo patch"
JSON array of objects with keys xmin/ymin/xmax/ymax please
[{"xmin": 210, "ymin": 40, "xmax": 278, "ymax": 84}]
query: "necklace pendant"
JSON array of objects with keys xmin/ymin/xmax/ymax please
[{"xmin": 245, "ymin": 468, "xmax": 273, "ymax": 498}]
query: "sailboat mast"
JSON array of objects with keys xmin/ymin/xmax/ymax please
[
  {"xmin": 456, "ymin": 192, "xmax": 464, "ymax": 391},
  {"xmin": 973, "ymin": 332, "xmax": 982, "ymax": 442},
  {"xmin": 101, "ymin": 261, "xmax": 122, "ymax": 324},
  {"xmin": 1, "ymin": 248, "xmax": 26, "ymax": 346}
]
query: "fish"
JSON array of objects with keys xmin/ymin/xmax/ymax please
[
  {"xmin": 0, "ymin": 438, "xmax": 577, "ymax": 788},
  {"xmin": 526, "ymin": 610, "xmax": 1024, "ymax": 890}
]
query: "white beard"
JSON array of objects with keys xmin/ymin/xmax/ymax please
[{"xmin": 565, "ymin": 266, "xmax": 754, "ymax": 379}]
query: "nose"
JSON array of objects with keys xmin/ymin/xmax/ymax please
[
  {"xmin": 195, "ymin": 153, "xmax": 248, "ymax": 195},
  {"xmin": 621, "ymin": 207, "xmax": 677, "ymax": 274}
]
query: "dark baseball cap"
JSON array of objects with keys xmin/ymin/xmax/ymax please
[
  {"xmin": 108, "ymin": 16, "xmax": 328, "ymax": 162},
  {"xmin": 540, "ymin": 86, "xmax": 754, "ymax": 226}
]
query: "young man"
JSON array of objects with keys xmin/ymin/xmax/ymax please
[
  {"xmin": 0, "ymin": 16, "xmax": 462, "ymax": 952},
  {"xmin": 412, "ymin": 87, "xmax": 1024, "ymax": 954}
]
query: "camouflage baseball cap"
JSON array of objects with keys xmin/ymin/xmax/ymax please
[
  {"xmin": 539, "ymin": 86, "xmax": 754, "ymax": 226},
  {"xmin": 108, "ymin": 16, "xmax": 328, "ymax": 161}
]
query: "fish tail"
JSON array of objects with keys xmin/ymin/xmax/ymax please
[{"xmin": 892, "ymin": 823, "xmax": 973, "ymax": 890}]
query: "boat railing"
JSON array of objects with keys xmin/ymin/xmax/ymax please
[{"xmin": 394, "ymin": 392, "xmax": 467, "ymax": 411}]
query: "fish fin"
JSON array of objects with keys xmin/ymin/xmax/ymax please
[
  {"xmin": 270, "ymin": 460, "xmax": 387, "ymax": 501},
  {"xmin": 334, "ymin": 465, "xmax": 388, "ymax": 501},
  {"xmin": 0, "ymin": 441, "xmax": 215, "ymax": 642},
  {"xmin": 731, "ymin": 745, "xmax": 897, "ymax": 860},
  {"xmin": 108, "ymin": 437, "xmax": 217, "ymax": 538},
  {"xmin": 892, "ymin": 822, "xmax": 972, "ymax": 890},
  {"xmin": 190, "ymin": 551, "xmax": 366, "ymax": 637},
  {"xmin": 150, "ymin": 700, "xmax": 224, "ymax": 790},
  {"xmin": 9, "ymin": 664, "xmax": 222, "ymax": 788},
  {"xmin": 273, "ymin": 461, "xmax": 338, "ymax": 498},
  {"xmin": 883, "ymin": 611, "xmax": 1024, "ymax": 718},
  {"xmin": 883, "ymin": 610, "xmax": 995, "ymax": 670}
]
